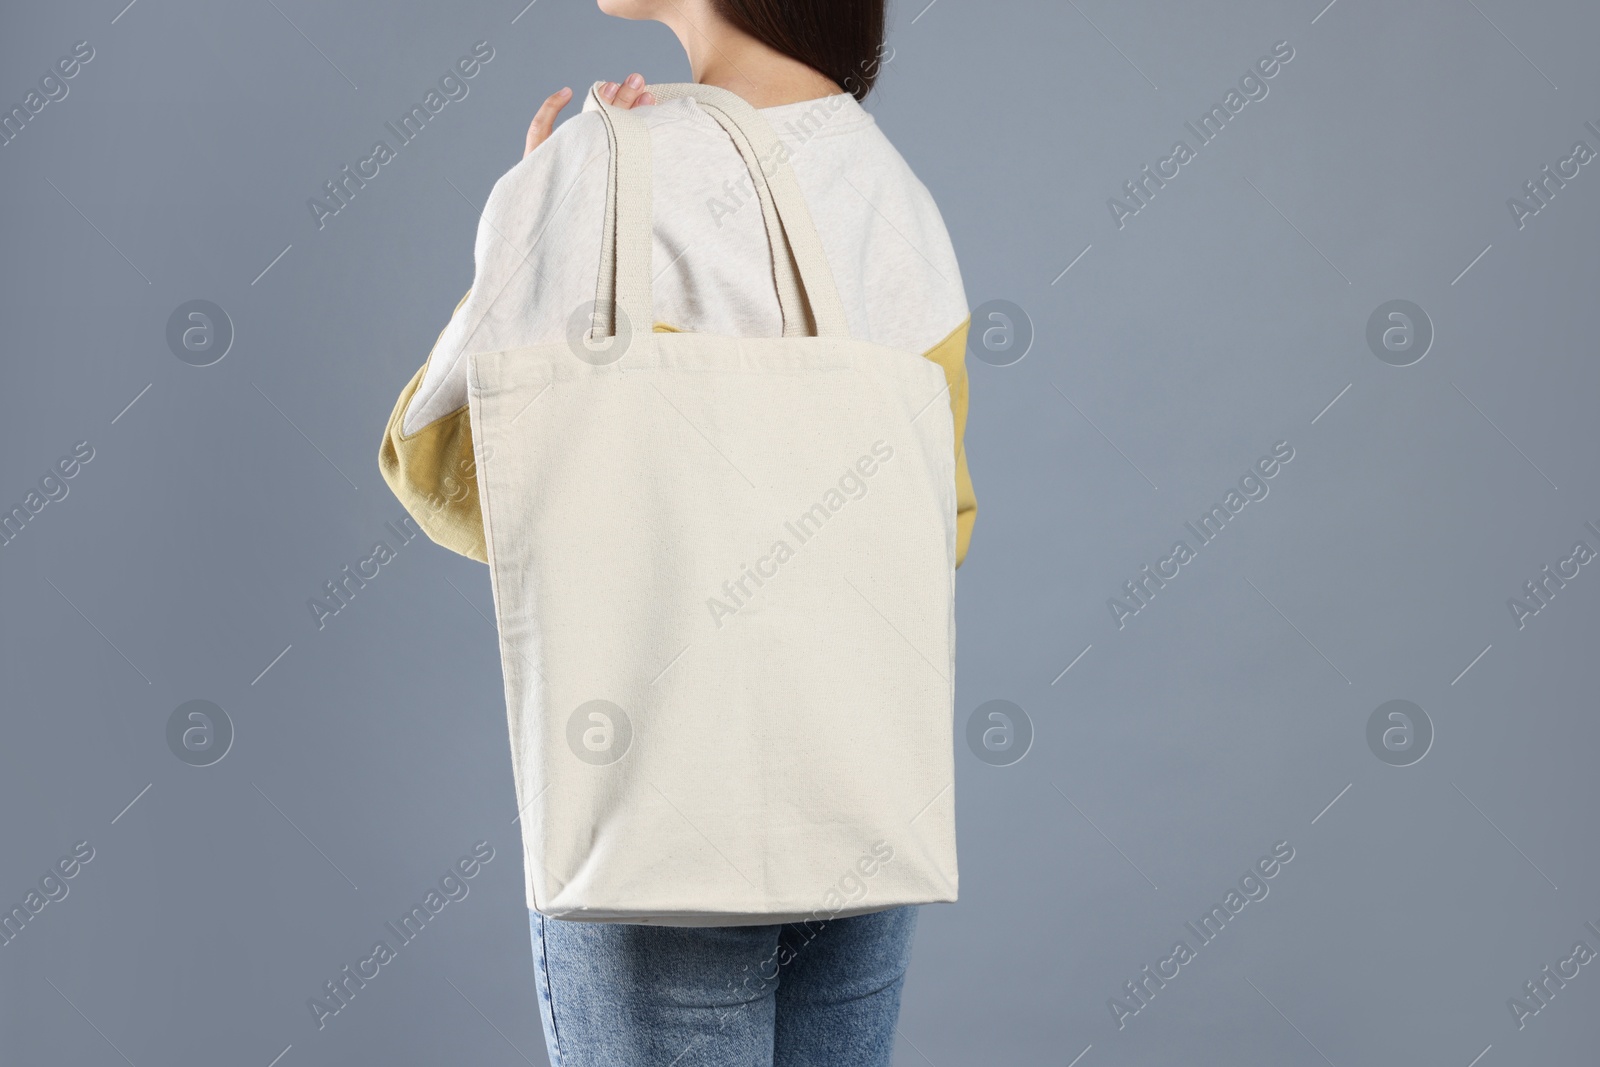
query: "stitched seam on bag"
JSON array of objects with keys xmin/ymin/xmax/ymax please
[{"xmin": 467, "ymin": 369, "xmax": 534, "ymax": 918}]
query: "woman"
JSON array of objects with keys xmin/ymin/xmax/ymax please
[{"xmin": 380, "ymin": 1, "xmax": 974, "ymax": 1062}]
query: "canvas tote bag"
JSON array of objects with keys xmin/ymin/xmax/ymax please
[{"xmin": 466, "ymin": 81, "xmax": 958, "ymax": 925}]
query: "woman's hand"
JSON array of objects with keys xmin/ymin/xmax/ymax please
[{"xmin": 524, "ymin": 74, "xmax": 656, "ymax": 158}]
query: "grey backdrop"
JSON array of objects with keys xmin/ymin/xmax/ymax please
[{"xmin": 3, "ymin": 0, "xmax": 1597, "ymax": 1064}]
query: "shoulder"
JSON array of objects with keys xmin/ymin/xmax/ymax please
[
  {"xmin": 801, "ymin": 116, "xmax": 968, "ymax": 345},
  {"xmin": 484, "ymin": 97, "xmax": 726, "ymax": 209},
  {"xmin": 483, "ymin": 110, "xmax": 609, "ymax": 214}
]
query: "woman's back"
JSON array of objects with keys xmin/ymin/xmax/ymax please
[{"xmin": 388, "ymin": 86, "xmax": 975, "ymax": 564}]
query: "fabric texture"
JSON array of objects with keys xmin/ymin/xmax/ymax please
[
  {"xmin": 379, "ymin": 80, "xmax": 975, "ymax": 565},
  {"xmin": 465, "ymin": 83, "xmax": 960, "ymax": 923},
  {"xmin": 529, "ymin": 904, "xmax": 919, "ymax": 1066}
]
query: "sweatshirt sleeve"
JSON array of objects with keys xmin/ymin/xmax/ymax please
[
  {"xmin": 377, "ymin": 110, "xmax": 612, "ymax": 564},
  {"xmin": 920, "ymin": 317, "xmax": 976, "ymax": 568},
  {"xmin": 378, "ymin": 289, "xmax": 487, "ymax": 563}
]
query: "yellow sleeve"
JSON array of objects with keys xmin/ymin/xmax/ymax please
[
  {"xmin": 378, "ymin": 290, "xmax": 488, "ymax": 563},
  {"xmin": 920, "ymin": 317, "xmax": 977, "ymax": 568}
]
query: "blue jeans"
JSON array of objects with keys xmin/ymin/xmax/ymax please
[{"xmin": 528, "ymin": 905, "xmax": 919, "ymax": 1066}]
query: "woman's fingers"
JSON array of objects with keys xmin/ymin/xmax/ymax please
[
  {"xmin": 603, "ymin": 73, "xmax": 654, "ymax": 109},
  {"xmin": 521, "ymin": 73, "xmax": 656, "ymax": 159},
  {"xmin": 524, "ymin": 87, "xmax": 572, "ymax": 158},
  {"xmin": 530, "ymin": 75, "xmax": 650, "ymax": 158}
]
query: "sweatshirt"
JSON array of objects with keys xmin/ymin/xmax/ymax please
[{"xmin": 380, "ymin": 85, "xmax": 975, "ymax": 565}]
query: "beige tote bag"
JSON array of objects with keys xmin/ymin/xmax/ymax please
[{"xmin": 467, "ymin": 82, "xmax": 958, "ymax": 925}]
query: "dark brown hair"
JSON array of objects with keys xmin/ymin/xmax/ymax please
[{"xmin": 711, "ymin": 0, "xmax": 888, "ymax": 101}]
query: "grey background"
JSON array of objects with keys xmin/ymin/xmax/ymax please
[{"xmin": 2, "ymin": 0, "xmax": 1597, "ymax": 1064}]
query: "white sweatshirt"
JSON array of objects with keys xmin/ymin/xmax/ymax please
[{"xmin": 381, "ymin": 86, "xmax": 976, "ymax": 564}]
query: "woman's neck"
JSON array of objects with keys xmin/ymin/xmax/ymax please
[{"xmin": 664, "ymin": 16, "xmax": 843, "ymax": 108}]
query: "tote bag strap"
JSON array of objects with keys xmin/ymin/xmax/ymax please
[
  {"xmin": 588, "ymin": 81, "xmax": 851, "ymax": 340},
  {"xmin": 675, "ymin": 97, "xmax": 812, "ymax": 337},
  {"xmin": 648, "ymin": 82, "xmax": 850, "ymax": 339},
  {"xmin": 587, "ymin": 82, "xmax": 654, "ymax": 341}
]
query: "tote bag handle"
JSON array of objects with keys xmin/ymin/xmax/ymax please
[{"xmin": 586, "ymin": 81, "xmax": 851, "ymax": 341}]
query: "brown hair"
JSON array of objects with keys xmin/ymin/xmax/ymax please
[{"xmin": 711, "ymin": 0, "xmax": 888, "ymax": 102}]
